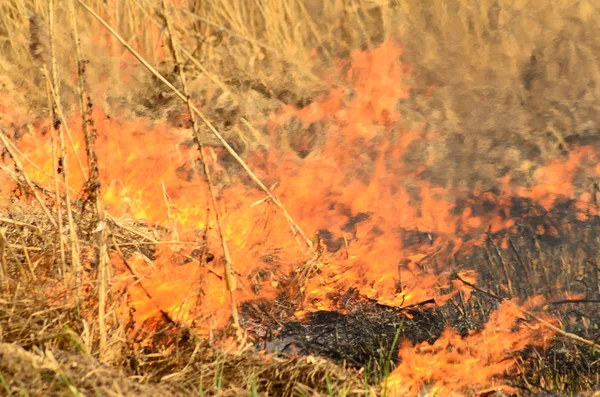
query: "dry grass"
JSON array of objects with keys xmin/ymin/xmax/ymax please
[
  {"xmin": 394, "ymin": 0, "xmax": 600, "ymax": 190},
  {"xmin": 0, "ymin": 297, "xmax": 365, "ymax": 396},
  {"xmin": 0, "ymin": 204, "xmax": 370, "ymax": 396},
  {"xmin": 2, "ymin": 0, "xmax": 600, "ymax": 189},
  {"xmin": 2, "ymin": 0, "xmax": 600, "ymax": 396}
]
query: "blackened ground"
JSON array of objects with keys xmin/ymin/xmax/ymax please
[
  {"xmin": 250, "ymin": 290, "xmax": 497, "ymax": 384},
  {"xmin": 245, "ymin": 190, "xmax": 600, "ymax": 393}
]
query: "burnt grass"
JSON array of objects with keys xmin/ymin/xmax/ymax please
[
  {"xmin": 239, "ymin": 191, "xmax": 600, "ymax": 395},
  {"xmin": 255, "ymin": 294, "xmax": 491, "ymax": 382}
]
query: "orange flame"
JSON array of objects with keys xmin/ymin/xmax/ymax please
[
  {"xmin": 1, "ymin": 38, "xmax": 592, "ymax": 392},
  {"xmin": 385, "ymin": 299, "xmax": 556, "ymax": 396},
  {"xmin": 2, "ymin": 40, "xmax": 595, "ymax": 324}
]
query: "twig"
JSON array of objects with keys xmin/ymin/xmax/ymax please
[
  {"xmin": 7, "ymin": 245, "xmax": 42, "ymax": 252},
  {"xmin": 0, "ymin": 218, "xmax": 40, "ymax": 229},
  {"xmin": 455, "ymin": 273, "xmax": 503, "ymax": 302},
  {"xmin": 76, "ymin": 0, "xmax": 314, "ymax": 256},
  {"xmin": 524, "ymin": 310, "xmax": 600, "ymax": 350}
]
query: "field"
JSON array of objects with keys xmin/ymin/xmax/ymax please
[{"xmin": 2, "ymin": 0, "xmax": 600, "ymax": 396}]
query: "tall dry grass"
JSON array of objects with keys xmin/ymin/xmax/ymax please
[
  {"xmin": 2, "ymin": 0, "xmax": 600, "ymax": 190},
  {"xmin": 393, "ymin": 0, "xmax": 600, "ymax": 189}
]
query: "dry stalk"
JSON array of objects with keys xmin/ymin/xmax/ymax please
[
  {"xmin": 116, "ymin": 240, "xmax": 195, "ymax": 247},
  {"xmin": 67, "ymin": 0, "xmax": 109, "ymax": 359},
  {"xmin": 44, "ymin": 51, "xmax": 85, "ymax": 287},
  {"xmin": 0, "ymin": 218, "xmax": 40, "ymax": 229},
  {"xmin": 0, "ymin": 229, "xmax": 14, "ymax": 292},
  {"xmin": 47, "ymin": 0, "xmax": 59, "ymax": 96},
  {"xmin": 0, "ymin": 130, "xmax": 57, "ymax": 229},
  {"xmin": 26, "ymin": 11, "xmax": 87, "ymax": 182},
  {"xmin": 46, "ymin": 77, "xmax": 84, "ymax": 284},
  {"xmin": 76, "ymin": 0, "xmax": 315, "ymax": 256},
  {"xmin": 239, "ymin": 117, "xmax": 270, "ymax": 149},
  {"xmin": 49, "ymin": 108, "xmax": 68, "ymax": 280},
  {"xmin": 160, "ymin": 0, "xmax": 240, "ymax": 333},
  {"xmin": 44, "ymin": 0, "xmax": 69, "ymax": 285},
  {"xmin": 176, "ymin": 7, "xmax": 320, "ymax": 83},
  {"xmin": 522, "ymin": 308, "xmax": 600, "ymax": 351},
  {"xmin": 351, "ymin": 1, "xmax": 375, "ymax": 48},
  {"xmin": 18, "ymin": 235, "xmax": 36, "ymax": 280},
  {"xmin": 9, "ymin": 245, "xmax": 42, "ymax": 252}
]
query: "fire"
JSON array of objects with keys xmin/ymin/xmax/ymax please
[
  {"xmin": 2, "ymin": 38, "xmax": 595, "ymax": 394},
  {"xmin": 385, "ymin": 299, "xmax": 556, "ymax": 396}
]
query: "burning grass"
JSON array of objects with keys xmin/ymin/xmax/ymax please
[{"xmin": 2, "ymin": 0, "xmax": 600, "ymax": 396}]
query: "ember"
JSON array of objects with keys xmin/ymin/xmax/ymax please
[{"xmin": 2, "ymin": 1, "xmax": 600, "ymax": 396}]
